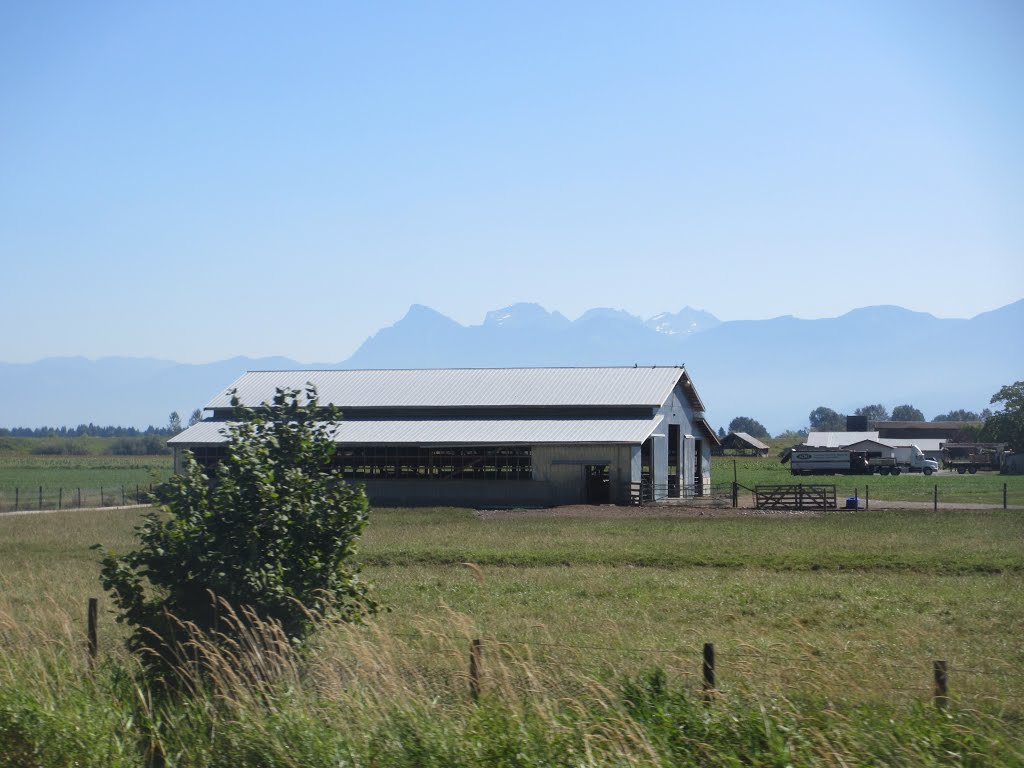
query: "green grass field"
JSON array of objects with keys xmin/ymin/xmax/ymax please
[
  {"xmin": 1, "ymin": 504, "xmax": 1022, "ymax": 765},
  {"xmin": 0, "ymin": 451, "xmax": 1019, "ymax": 510},
  {"xmin": 0, "ymin": 455, "xmax": 173, "ymax": 511},
  {"xmin": 722, "ymin": 455, "xmax": 1023, "ymax": 505}
]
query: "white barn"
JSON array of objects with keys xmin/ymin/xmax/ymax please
[{"xmin": 169, "ymin": 366, "xmax": 720, "ymax": 507}]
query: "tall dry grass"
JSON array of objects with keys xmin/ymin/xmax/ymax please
[{"xmin": 2, "ymin": 600, "xmax": 1020, "ymax": 767}]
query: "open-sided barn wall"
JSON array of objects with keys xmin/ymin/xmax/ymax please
[
  {"xmin": 359, "ymin": 444, "xmax": 633, "ymax": 507},
  {"xmin": 358, "ymin": 479, "xmax": 554, "ymax": 508}
]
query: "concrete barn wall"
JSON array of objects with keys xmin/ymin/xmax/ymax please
[{"xmin": 532, "ymin": 443, "xmax": 634, "ymax": 505}]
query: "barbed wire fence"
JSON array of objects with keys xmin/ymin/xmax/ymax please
[{"xmin": 403, "ymin": 633, "xmax": 1020, "ymax": 708}]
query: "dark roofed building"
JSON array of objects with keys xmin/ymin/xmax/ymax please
[
  {"xmin": 874, "ymin": 421, "xmax": 982, "ymax": 441},
  {"xmin": 169, "ymin": 366, "xmax": 720, "ymax": 507},
  {"xmin": 718, "ymin": 432, "xmax": 770, "ymax": 456}
]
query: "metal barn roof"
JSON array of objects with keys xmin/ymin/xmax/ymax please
[
  {"xmin": 170, "ymin": 415, "xmax": 664, "ymax": 447},
  {"xmin": 806, "ymin": 432, "xmax": 945, "ymax": 453},
  {"xmin": 205, "ymin": 367, "xmax": 698, "ymax": 410},
  {"xmin": 806, "ymin": 431, "xmax": 880, "ymax": 447}
]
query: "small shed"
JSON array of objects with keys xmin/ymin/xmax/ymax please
[{"xmin": 719, "ymin": 432, "xmax": 770, "ymax": 457}]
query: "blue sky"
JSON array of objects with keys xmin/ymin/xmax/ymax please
[{"xmin": 1, "ymin": 1, "xmax": 1021, "ymax": 363}]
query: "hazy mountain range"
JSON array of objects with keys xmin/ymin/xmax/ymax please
[{"xmin": 2, "ymin": 300, "xmax": 1021, "ymax": 434}]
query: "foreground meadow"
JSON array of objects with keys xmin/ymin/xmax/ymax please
[{"xmin": 1, "ymin": 505, "xmax": 1022, "ymax": 765}]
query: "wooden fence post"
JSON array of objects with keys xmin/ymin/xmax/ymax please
[
  {"xmin": 469, "ymin": 639, "xmax": 482, "ymax": 702},
  {"xmin": 732, "ymin": 482, "xmax": 738, "ymax": 508},
  {"xmin": 14, "ymin": 487, "xmax": 18, "ymax": 511},
  {"xmin": 1005, "ymin": 483, "xmax": 1008, "ymax": 510},
  {"xmin": 88, "ymin": 598, "xmax": 98, "ymax": 666},
  {"xmin": 59, "ymin": 488, "xmax": 63, "ymax": 510},
  {"xmin": 933, "ymin": 660, "xmax": 948, "ymax": 709},
  {"xmin": 121, "ymin": 486, "xmax": 125, "ymax": 506},
  {"xmin": 702, "ymin": 642, "xmax": 715, "ymax": 701},
  {"xmin": 39, "ymin": 486, "xmax": 43, "ymax": 510},
  {"xmin": 865, "ymin": 485, "xmax": 869, "ymax": 511},
  {"xmin": 933, "ymin": 485, "xmax": 938, "ymax": 513},
  {"xmin": 100, "ymin": 487, "xmax": 104, "ymax": 507}
]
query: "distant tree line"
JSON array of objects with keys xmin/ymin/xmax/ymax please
[
  {"xmin": 0, "ymin": 409, "xmax": 204, "ymax": 439},
  {"xmin": 0, "ymin": 424, "xmax": 177, "ymax": 438},
  {"xmin": 727, "ymin": 399, "xmax": 1000, "ymax": 443}
]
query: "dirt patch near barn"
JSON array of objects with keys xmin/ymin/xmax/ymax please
[
  {"xmin": 475, "ymin": 499, "xmax": 1021, "ymax": 519},
  {"xmin": 475, "ymin": 503, "xmax": 826, "ymax": 520}
]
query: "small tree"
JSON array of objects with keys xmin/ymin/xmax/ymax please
[
  {"xmin": 980, "ymin": 381, "xmax": 1024, "ymax": 451},
  {"xmin": 98, "ymin": 385, "xmax": 375, "ymax": 674},
  {"xmin": 727, "ymin": 416, "xmax": 769, "ymax": 439},
  {"xmin": 167, "ymin": 411, "xmax": 183, "ymax": 434},
  {"xmin": 774, "ymin": 428, "xmax": 809, "ymax": 444},
  {"xmin": 854, "ymin": 404, "xmax": 889, "ymax": 423},
  {"xmin": 808, "ymin": 406, "xmax": 845, "ymax": 431},
  {"xmin": 187, "ymin": 408, "xmax": 203, "ymax": 427},
  {"xmin": 890, "ymin": 404, "xmax": 924, "ymax": 421},
  {"xmin": 933, "ymin": 409, "xmax": 982, "ymax": 422}
]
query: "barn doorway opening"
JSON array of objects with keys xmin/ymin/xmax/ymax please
[
  {"xmin": 668, "ymin": 424, "xmax": 681, "ymax": 497},
  {"xmin": 640, "ymin": 437, "xmax": 653, "ymax": 501},
  {"xmin": 585, "ymin": 465, "xmax": 610, "ymax": 504}
]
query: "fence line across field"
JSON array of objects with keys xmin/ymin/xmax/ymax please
[
  {"xmin": 0, "ymin": 484, "xmax": 157, "ymax": 513},
  {"xmin": 73, "ymin": 597, "xmax": 1021, "ymax": 710}
]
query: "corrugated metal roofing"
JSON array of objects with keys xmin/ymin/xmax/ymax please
[
  {"xmin": 805, "ymin": 432, "xmax": 945, "ymax": 453},
  {"xmin": 879, "ymin": 438, "xmax": 946, "ymax": 452},
  {"xmin": 205, "ymin": 367, "xmax": 689, "ymax": 410},
  {"xmin": 170, "ymin": 415, "xmax": 663, "ymax": 446},
  {"xmin": 806, "ymin": 431, "xmax": 880, "ymax": 447}
]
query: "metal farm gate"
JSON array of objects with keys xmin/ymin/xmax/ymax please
[{"xmin": 755, "ymin": 484, "xmax": 837, "ymax": 511}]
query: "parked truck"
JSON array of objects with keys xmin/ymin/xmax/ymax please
[
  {"xmin": 785, "ymin": 444, "xmax": 938, "ymax": 476},
  {"xmin": 869, "ymin": 445, "xmax": 938, "ymax": 476},
  {"xmin": 785, "ymin": 447, "xmax": 871, "ymax": 475},
  {"xmin": 942, "ymin": 443, "xmax": 1007, "ymax": 474}
]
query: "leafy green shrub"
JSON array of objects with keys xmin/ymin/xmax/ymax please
[
  {"xmin": 30, "ymin": 441, "xmax": 89, "ymax": 456},
  {"xmin": 97, "ymin": 385, "xmax": 376, "ymax": 678},
  {"xmin": 108, "ymin": 436, "xmax": 170, "ymax": 456}
]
